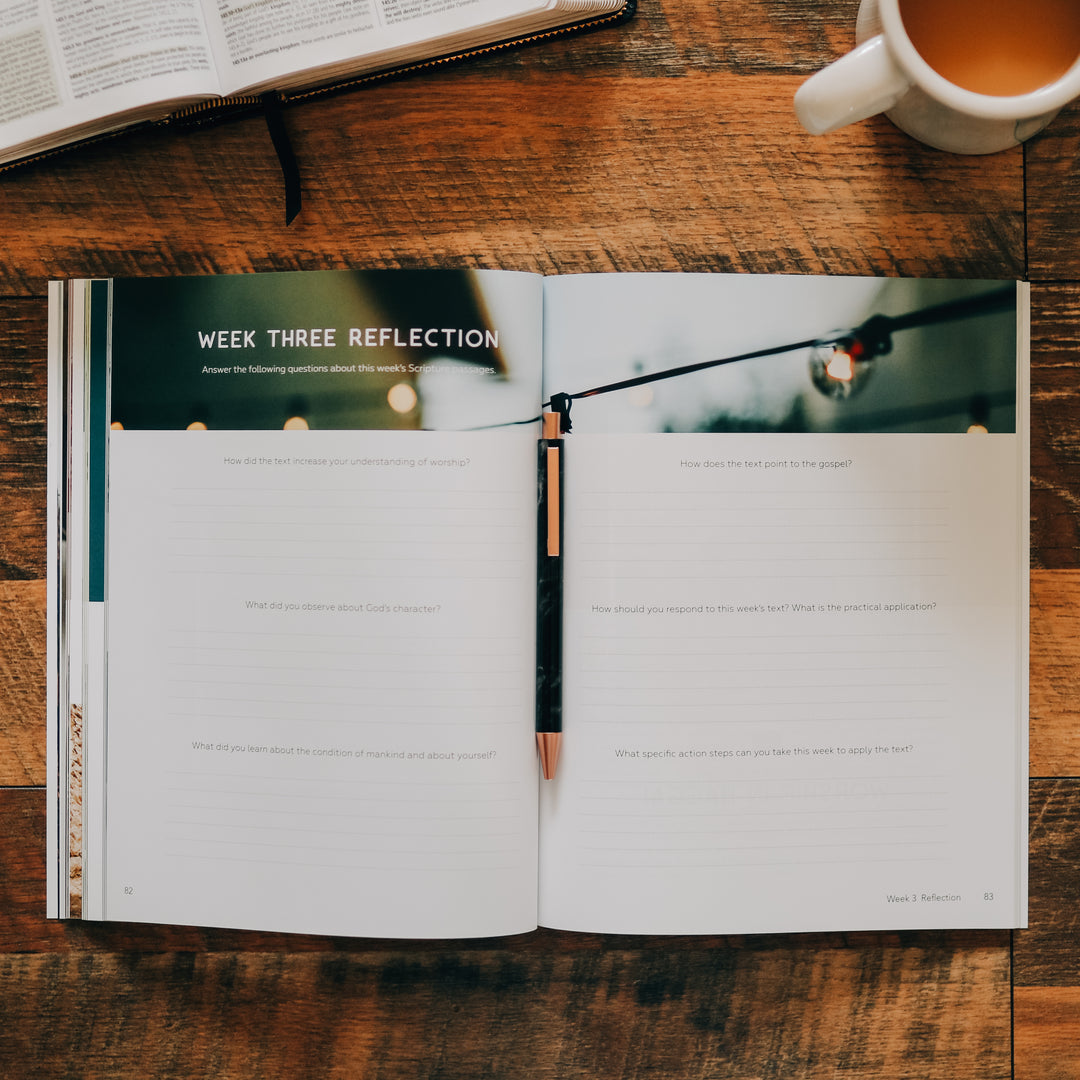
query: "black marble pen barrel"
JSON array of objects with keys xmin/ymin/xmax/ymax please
[{"xmin": 535, "ymin": 412, "xmax": 563, "ymax": 778}]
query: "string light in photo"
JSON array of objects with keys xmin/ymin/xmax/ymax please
[
  {"xmin": 387, "ymin": 382, "xmax": 419, "ymax": 414},
  {"xmin": 538, "ymin": 286, "xmax": 1017, "ymax": 433}
]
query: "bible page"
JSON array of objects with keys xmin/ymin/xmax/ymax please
[
  {"xmin": 202, "ymin": 0, "xmax": 626, "ymax": 96},
  {"xmin": 537, "ymin": 272, "xmax": 1028, "ymax": 935},
  {"xmin": 0, "ymin": 0, "xmax": 221, "ymax": 163}
]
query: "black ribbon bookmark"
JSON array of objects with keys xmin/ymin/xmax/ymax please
[{"xmin": 261, "ymin": 92, "xmax": 302, "ymax": 225}]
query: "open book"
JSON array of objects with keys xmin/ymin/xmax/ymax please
[
  {"xmin": 47, "ymin": 268, "xmax": 1029, "ymax": 938},
  {"xmin": 0, "ymin": 0, "xmax": 631, "ymax": 167}
]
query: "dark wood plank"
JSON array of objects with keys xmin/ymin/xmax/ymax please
[
  {"xmin": 0, "ymin": 300, "xmax": 47, "ymax": 582},
  {"xmin": 1014, "ymin": 780, "xmax": 1080, "ymax": 986},
  {"xmin": 457, "ymin": 0, "xmax": 868, "ymax": 76},
  {"xmin": 1026, "ymin": 101, "xmax": 1080, "ymax": 282},
  {"xmin": 0, "ymin": 941, "xmax": 1009, "ymax": 1080},
  {"xmin": 0, "ymin": 303, "xmax": 46, "ymax": 787},
  {"xmin": 1031, "ymin": 284, "xmax": 1080, "ymax": 569}
]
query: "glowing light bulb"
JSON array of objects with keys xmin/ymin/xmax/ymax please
[
  {"xmin": 110, "ymin": 421, "xmax": 124, "ymax": 431},
  {"xmin": 387, "ymin": 383, "xmax": 418, "ymax": 414},
  {"xmin": 809, "ymin": 337, "xmax": 872, "ymax": 399},
  {"xmin": 186, "ymin": 420, "xmax": 208, "ymax": 431},
  {"xmin": 283, "ymin": 416, "xmax": 309, "ymax": 430},
  {"xmin": 967, "ymin": 423, "xmax": 989, "ymax": 434},
  {"xmin": 825, "ymin": 349, "xmax": 855, "ymax": 382}
]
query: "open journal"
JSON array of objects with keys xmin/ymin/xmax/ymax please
[
  {"xmin": 0, "ymin": 0, "xmax": 632, "ymax": 167},
  {"xmin": 47, "ymin": 268, "xmax": 1029, "ymax": 938}
]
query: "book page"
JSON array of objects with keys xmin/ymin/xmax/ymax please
[
  {"xmin": 204, "ymin": 0, "xmax": 624, "ymax": 95},
  {"xmin": 0, "ymin": 0, "xmax": 220, "ymax": 161},
  {"xmin": 93, "ymin": 269, "xmax": 544, "ymax": 938},
  {"xmin": 537, "ymin": 273, "xmax": 1027, "ymax": 934}
]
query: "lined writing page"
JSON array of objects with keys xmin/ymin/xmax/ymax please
[
  {"xmin": 538, "ymin": 432, "xmax": 1025, "ymax": 934},
  {"xmin": 104, "ymin": 429, "xmax": 539, "ymax": 937}
]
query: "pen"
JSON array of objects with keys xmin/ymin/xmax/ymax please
[{"xmin": 536, "ymin": 410, "xmax": 563, "ymax": 780}]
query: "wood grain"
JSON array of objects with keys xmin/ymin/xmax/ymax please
[
  {"xmin": 1014, "ymin": 987, "xmax": 1080, "ymax": 1080},
  {"xmin": 0, "ymin": 71, "xmax": 1024, "ymax": 287},
  {"xmin": 1030, "ymin": 575, "xmax": 1080, "ymax": 777},
  {"xmin": 1026, "ymin": 102, "xmax": 1080, "ymax": 282},
  {"xmin": 1030, "ymin": 284, "xmax": 1080, "ymax": 568},
  {"xmin": 0, "ymin": 300, "xmax": 46, "ymax": 582},
  {"xmin": 1014, "ymin": 780, "xmax": 1080, "ymax": 987},
  {"xmin": 0, "ymin": 0, "xmax": 1028, "ymax": 298},
  {"xmin": 0, "ymin": 944, "xmax": 1010, "ymax": 1080},
  {"xmin": 0, "ymin": 582, "xmax": 46, "ymax": 787}
]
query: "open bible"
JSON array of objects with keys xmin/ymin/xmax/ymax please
[
  {"xmin": 0, "ymin": 0, "xmax": 632, "ymax": 168},
  {"xmin": 48, "ymin": 268, "xmax": 1029, "ymax": 937}
]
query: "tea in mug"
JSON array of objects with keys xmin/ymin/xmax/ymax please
[{"xmin": 899, "ymin": 0, "xmax": 1080, "ymax": 96}]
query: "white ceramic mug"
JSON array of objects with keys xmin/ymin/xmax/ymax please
[{"xmin": 794, "ymin": 0, "xmax": 1080, "ymax": 153}]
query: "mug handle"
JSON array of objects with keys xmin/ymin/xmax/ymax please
[{"xmin": 794, "ymin": 36, "xmax": 911, "ymax": 135}]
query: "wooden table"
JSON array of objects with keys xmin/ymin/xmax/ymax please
[{"xmin": 2, "ymin": 1, "xmax": 1078, "ymax": 1075}]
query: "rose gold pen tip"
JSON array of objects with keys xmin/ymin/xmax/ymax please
[{"xmin": 536, "ymin": 731, "xmax": 561, "ymax": 780}]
